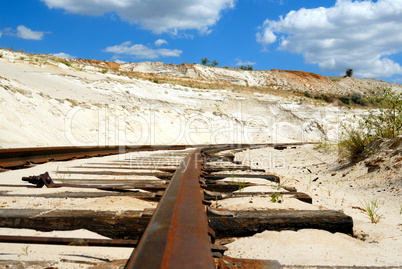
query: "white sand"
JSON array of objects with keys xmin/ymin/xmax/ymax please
[{"xmin": 223, "ymin": 145, "xmax": 402, "ymax": 267}]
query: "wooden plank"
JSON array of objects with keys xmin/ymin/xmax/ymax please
[
  {"xmin": 0, "ymin": 209, "xmax": 151, "ymax": 240},
  {"xmin": 204, "ymin": 174, "xmax": 280, "ymax": 183},
  {"xmin": 208, "ymin": 210, "xmax": 354, "ymax": 237},
  {"xmin": 0, "ymin": 191, "xmax": 157, "ymax": 199},
  {"xmin": 0, "ymin": 209, "xmax": 353, "ymax": 240},
  {"xmin": 231, "ymin": 191, "xmax": 312, "ymax": 204}
]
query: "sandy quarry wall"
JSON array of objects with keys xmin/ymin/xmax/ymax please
[
  {"xmin": 0, "ymin": 51, "xmax": 389, "ymax": 148},
  {"xmin": 120, "ymin": 62, "xmax": 402, "ymax": 95}
]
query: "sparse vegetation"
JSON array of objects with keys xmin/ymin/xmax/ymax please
[
  {"xmin": 201, "ymin": 58, "xmax": 219, "ymax": 67},
  {"xmin": 271, "ymin": 193, "xmax": 283, "ymax": 203},
  {"xmin": 365, "ymin": 88, "xmax": 402, "ymax": 139},
  {"xmin": 239, "ymin": 65, "xmax": 253, "ymax": 71},
  {"xmin": 22, "ymin": 245, "xmax": 29, "ymax": 255},
  {"xmin": 338, "ymin": 124, "xmax": 370, "ymax": 160},
  {"xmin": 339, "ymin": 88, "xmax": 402, "ymax": 160},
  {"xmin": 314, "ymin": 94, "xmax": 323, "ymax": 100},
  {"xmin": 339, "ymin": 95, "xmax": 351, "ymax": 104},
  {"xmin": 323, "ymin": 94, "xmax": 334, "ymax": 103},
  {"xmin": 351, "ymin": 92, "xmax": 363, "ymax": 105},
  {"xmin": 304, "ymin": 91, "xmax": 311, "ymax": 98},
  {"xmin": 276, "ymin": 179, "xmax": 289, "ymax": 190},
  {"xmin": 315, "ymin": 141, "xmax": 336, "ymax": 153},
  {"xmin": 238, "ymin": 179, "xmax": 246, "ymax": 192},
  {"xmin": 361, "ymin": 199, "xmax": 383, "ymax": 223},
  {"xmin": 211, "ymin": 60, "xmax": 219, "ymax": 67},
  {"xmin": 56, "ymin": 165, "xmax": 67, "ymax": 183},
  {"xmin": 55, "ymin": 59, "xmax": 71, "ymax": 67}
]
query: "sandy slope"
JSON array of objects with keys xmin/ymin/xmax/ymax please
[
  {"xmin": 225, "ymin": 144, "xmax": 402, "ymax": 267},
  {"xmin": 0, "ymin": 50, "xmax": 365, "ymax": 148}
]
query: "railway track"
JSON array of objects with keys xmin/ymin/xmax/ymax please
[{"xmin": 0, "ymin": 144, "xmax": 354, "ymax": 268}]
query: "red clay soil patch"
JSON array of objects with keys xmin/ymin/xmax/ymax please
[
  {"xmin": 77, "ymin": 58, "xmax": 120, "ymax": 70},
  {"xmin": 271, "ymin": 69, "xmax": 330, "ymax": 82}
]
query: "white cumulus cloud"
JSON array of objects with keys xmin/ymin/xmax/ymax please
[
  {"xmin": 41, "ymin": 0, "xmax": 235, "ymax": 34},
  {"xmin": 103, "ymin": 41, "xmax": 182, "ymax": 59},
  {"xmin": 235, "ymin": 59, "xmax": 256, "ymax": 67},
  {"xmin": 257, "ymin": 0, "xmax": 402, "ymax": 78},
  {"xmin": 16, "ymin": 25, "xmax": 46, "ymax": 40},
  {"xmin": 52, "ymin": 52, "xmax": 76, "ymax": 59},
  {"xmin": 155, "ymin": 39, "xmax": 168, "ymax": 47}
]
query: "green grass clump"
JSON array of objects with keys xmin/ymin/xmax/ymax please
[
  {"xmin": 339, "ymin": 95, "xmax": 351, "ymax": 104},
  {"xmin": 338, "ymin": 126, "xmax": 370, "ymax": 161},
  {"xmin": 238, "ymin": 179, "xmax": 246, "ymax": 192},
  {"xmin": 351, "ymin": 92, "xmax": 363, "ymax": 104},
  {"xmin": 360, "ymin": 199, "xmax": 383, "ymax": 223},
  {"xmin": 271, "ymin": 193, "xmax": 283, "ymax": 203},
  {"xmin": 339, "ymin": 88, "xmax": 402, "ymax": 161}
]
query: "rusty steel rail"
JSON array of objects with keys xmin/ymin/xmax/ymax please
[
  {"xmin": 0, "ymin": 142, "xmax": 314, "ymax": 168},
  {"xmin": 125, "ymin": 148, "xmax": 214, "ymax": 269},
  {"xmin": 0, "ymin": 145, "xmax": 190, "ymax": 168},
  {"xmin": 0, "ymin": 235, "xmax": 138, "ymax": 248}
]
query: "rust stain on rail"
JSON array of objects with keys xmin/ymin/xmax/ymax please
[{"xmin": 125, "ymin": 148, "xmax": 214, "ymax": 269}]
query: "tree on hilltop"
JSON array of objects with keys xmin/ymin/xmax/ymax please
[
  {"xmin": 201, "ymin": 58, "xmax": 219, "ymax": 67},
  {"xmin": 345, "ymin": 68, "xmax": 353, "ymax": 77},
  {"xmin": 201, "ymin": 58, "xmax": 210, "ymax": 65}
]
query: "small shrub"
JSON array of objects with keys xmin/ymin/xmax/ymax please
[
  {"xmin": 201, "ymin": 57, "xmax": 210, "ymax": 65},
  {"xmin": 314, "ymin": 94, "xmax": 323, "ymax": 100},
  {"xmin": 239, "ymin": 65, "xmax": 253, "ymax": 71},
  {"xmin": 365, "ymin": 88, "xmax": 402, "ymax": 139},
  {"xmin": 154, "ymin": 79, "xmax": 159, "ymax": 84},
  {"xmin": 351, "ymin": 92, "xmax": 363, "ymax": 104},
  {"xmin": 271, "ymin": 193, "xmax": 283, "ymax": 203},
  {"xmin": 345, "ymin": 68, "xmax": 353, "ymax": 77},
  {"xmin": 201, "ymin": 58, "xmax": 219, "ymax": 67},
  {"xmin": 323, "ymin": 94, "xmax": 334, "ymax": 103},
  {"xmin": 211, "ymin": 60, "xmax": 219, "ymax": 67},
  {"xmin": 339, "ymin": 95, "xmax": 351, "ymax": 104},
  {"xmin": 339, "ymin": 125, "xmax": 370, "ymax": 160},
  {"xmin": 0, "ymin": 54, "xmax": 3, "ymax": 58},
  {"xmin": 304, "ymin": 91, "xmax": 311, "ymax": 98},
  {"xmin": 338, "ymin": 88, "xmax": 401, "ymax": 160}
]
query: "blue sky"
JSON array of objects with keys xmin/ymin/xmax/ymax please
[{"xmin": 1, "ymin": 0, "xmax": 402, "ymax": 83}]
